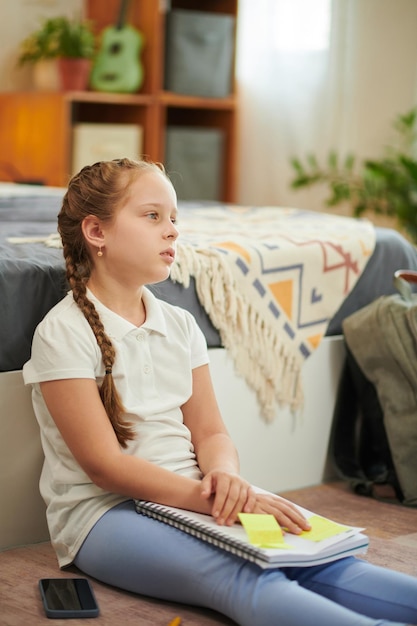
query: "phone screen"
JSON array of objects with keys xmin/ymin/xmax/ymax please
[{"xmin": 39, "ymin": 578, "xmax": 99, "ymax": 618}]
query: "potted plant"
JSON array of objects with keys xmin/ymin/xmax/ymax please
[
  {"xmin": 290, "ymin": 108, "xmax": 417, "ymax": 243},
  {"xmin": 18, "ymin": 16, "xmax": 96, "ymax": 91}
]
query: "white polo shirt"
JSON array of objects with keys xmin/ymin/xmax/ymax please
[{"xmin": 23, "ymin": 287, "xmax": 209, "ymax": 567}]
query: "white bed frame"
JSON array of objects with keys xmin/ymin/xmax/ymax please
[
  {"xmin": 210, "ymin": 337, "xmax": 344, "ymax": 492},
  {"xmin": 0, "ymin": 336, "xmax": 344, "ymax": 551}
]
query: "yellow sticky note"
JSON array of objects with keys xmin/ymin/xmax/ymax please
[
  {"xmin": 299, "ymin": 515, "xmax": 351, "ymax": 542},
  {"xmin": 238, "ymin": 513, "xmax": 288, "ymax": 548}
]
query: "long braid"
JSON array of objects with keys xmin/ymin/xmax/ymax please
[
  {"xmin": 57, "ymin": 159, "xmax": 165, "ymax": 447},
  {"xmin": 62, "ymin": 240, "xmax": 135, "ymax": 448}
]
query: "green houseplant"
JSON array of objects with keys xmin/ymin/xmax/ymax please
[
  {"xmin": 18, "ymin": 16, "xmax": 96, "ymax": 90},
  {"xmin": 290, "ymin": 108, "xmax": 417, "ymax": 243}
]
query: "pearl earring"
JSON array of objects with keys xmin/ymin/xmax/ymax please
[{"xmin": 97, "ymin": 246, "xmax": 103, "ymax": 257}]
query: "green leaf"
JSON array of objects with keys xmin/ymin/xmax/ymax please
[
  {"xmin": 289, "ymin": 107, "xmax": 417, "ymax": 242},
  {"xmin": 290, "ymin": 158, "xmax": 304, "ymax": 174},
  {"xmin": 343, "ymin": 154, "xmax": 355, "ymax": 172},
  {"xmin": 306, "ymin": 154, "xmax": 319, "ymax": 170},
  {"xmin": 328, "ymin": 151, "xmax": 338, "ymax": 170}
]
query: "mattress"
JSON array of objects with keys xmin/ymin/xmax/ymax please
[{"xmin": 1, "ymin": 184, "xmax": 417, "ymax": 373}]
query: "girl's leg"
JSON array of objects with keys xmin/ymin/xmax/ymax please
[
  {"xmin": 285, "ymin": 556, "xmax": 417, "ymax": 624},
  {"xmin": 74, "ymin": 502, "xmax": 416, "ymax": 626}
]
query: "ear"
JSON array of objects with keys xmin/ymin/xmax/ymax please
[{"xmin": 82, "ymin": 215, "xmax": 105, "ymax": 249}]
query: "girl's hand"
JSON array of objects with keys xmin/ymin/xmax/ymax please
[
  {"xmin": 201, "ymin": 472, "xmax": 311, "ymax": 534},
  {"xmin": 251, "ymin": 492, "xmax": 311, "ymax": 535},
  {"xmin": 200, "ymin": 470, "xmax": 257, "ymax": 526}
]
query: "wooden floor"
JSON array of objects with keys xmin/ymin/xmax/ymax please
[{"xmin": 1, "ymin": 482, "xmax": 416, "ymax": 626}]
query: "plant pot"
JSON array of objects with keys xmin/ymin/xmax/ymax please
[
  {"xmin": 32, "ymin": 59, "xmax": 60, "ymax": 91},
  {"xmin": 58, "ymin": 58, "xmax": 92, "ymax": 91}
]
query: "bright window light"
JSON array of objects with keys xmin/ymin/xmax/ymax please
[{"xmin": 274, "ymin": 0, "xmax": 331, "ymax": 51}]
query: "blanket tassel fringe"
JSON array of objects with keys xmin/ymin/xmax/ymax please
[{"xmin": 171, "ymin": 244, "xmax": 304, "ymax": 421}]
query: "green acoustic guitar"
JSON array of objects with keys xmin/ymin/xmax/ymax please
[{"xmin": 90, "ymin": 0, "xmax": 144, "ymax": 93}]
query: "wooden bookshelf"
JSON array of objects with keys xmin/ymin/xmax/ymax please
[{"xmin": 0, "ymin": 0, "xmax": 239, "ymax": 201}]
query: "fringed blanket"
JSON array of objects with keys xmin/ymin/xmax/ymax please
[
  {"xmin": 8, "ymin": 204, "xmax": 376, "ymax": 421},
  {"xmin": 170, "ymin": 205, "xmax": 376, "ymax": 420}
]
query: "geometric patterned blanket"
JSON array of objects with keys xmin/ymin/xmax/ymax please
[
  {"xmin": 8, "ymin": 203, "xmax": 375, "ymax": 422},
  {"xmin": 171, "ymin": 205, "xmax": 376, "ymax": 420}
]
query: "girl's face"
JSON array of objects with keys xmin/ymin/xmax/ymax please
[{"xmin": 99, "ymin": 170, "xmax": 179, "ymax": 287}]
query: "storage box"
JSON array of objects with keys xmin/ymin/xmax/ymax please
[
  {"xmin": 72, "ymin": 123, "xmax": 143, "ymax": 174},
  {"xmin": 165, "ymin": 126, "xmax": 224, "ymax": 201},
  {"xmin": 164, "ymin": 9, "xmax": 235, "ymax": 98}
]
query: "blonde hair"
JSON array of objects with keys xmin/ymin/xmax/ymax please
[{"xmin": 58, "ymin": 158, "xmax": 168, "ymax": 447}]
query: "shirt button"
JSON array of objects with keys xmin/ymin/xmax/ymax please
[
  {"xmin": 143, "ymin": 365, "xmax": 151, "ymax": 374},
  {"xmin": 136, "ymin": 333, "xmax": 145, "ymax": 342}
]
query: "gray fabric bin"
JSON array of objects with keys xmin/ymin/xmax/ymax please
[
  {"xmin": 165, "ymin": 127, "xmax": 224, "ymax": 201},
  {"xmin": 164, "ymin": 9, "xmax": 235, "ymax": 98}
]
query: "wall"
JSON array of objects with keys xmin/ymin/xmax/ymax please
[
  {"xmin": 333, "ymin": 0, "xmax": 417, "ymax": 160},
  {"xmin": 0, "ymin": 0, "xmax": 84, "ymax": 92},
  {"xmin": 236, "ymin": 0, "xmax": 417, "ymax": 217}
]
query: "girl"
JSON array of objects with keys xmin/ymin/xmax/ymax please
[{"xmin": 23, "ymin": 159, "xmax": 417, "ymax": 626}]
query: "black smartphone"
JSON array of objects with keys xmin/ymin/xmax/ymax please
[{"xmin": 39, "ymin": 578, "xmax": 99, "ymax": 619}]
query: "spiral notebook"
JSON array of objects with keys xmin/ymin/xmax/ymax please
[{"xmin": 135, "ymin": 500, "xmax": 369, "ymax": 569}]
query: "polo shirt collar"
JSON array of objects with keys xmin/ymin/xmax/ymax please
[{"xmin": 85, "ymin": 286, "xmax": 168, "ymax": 341}]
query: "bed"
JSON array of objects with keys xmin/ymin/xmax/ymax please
[
  {"xmin": 1, "ymin": 183, "xmax": 417, "ymax": 550},
  {"xmin": 2, "ymin": 186, "xmax": 417, "ymax": 375}
]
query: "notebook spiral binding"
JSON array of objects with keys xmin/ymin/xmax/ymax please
[{"xmin": 135, "ymin": 500, "xmax": 264, "ymax": 564}]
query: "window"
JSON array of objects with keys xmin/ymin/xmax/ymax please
[{"xmin": 273, "ymin": 0, "xmax": 331, "ymax": 51}]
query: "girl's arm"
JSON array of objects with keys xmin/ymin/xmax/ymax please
[
  {"xmin": 182, "ymin": 364, "xmax": 253, "ymax": 524},
  {"xmin": 182, "ymin": 364, "xmax": 240, "ymax": 474},
  {"xmin": 40, "ymin": 378, "xmax": 213, "ymax": 514},
  {"xmin": 182, "ymin": 365, "xmax": 311, "ymax": 533}
]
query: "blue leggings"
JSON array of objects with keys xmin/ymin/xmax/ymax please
[{"xmin": 74, "ymin": 501, "xmax": 417, "ymax": 626}]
